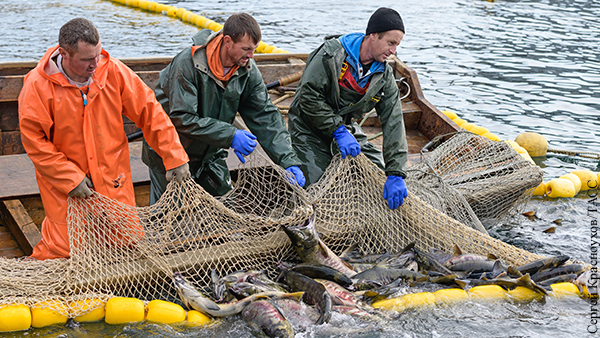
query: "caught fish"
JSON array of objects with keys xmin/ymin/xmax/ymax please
[
  {"xmin": 516, "ymin": 255, "xmax": 570, "ymax": 275},
  {"xmin": 332, "ymin": 305, "xmax": 374, "ymax": 319},
  {"xmin": 281, "ymin": 214, "xmax": 357, "ymax": 278},
  {"xmin": 444, "ymin": 245, "xmax": 498, "ymax": 271},
  {"xmin": 538, "ymin": 273, "xmax": 578, "ymax": 287},
  {"xmin": 353, "ymin": 266, "xmax": 427, "ymax": 286},
  {"xmin": 316, "ymin": 279, "xmax": 368, "ymax": 308},
  {"xmin": 531, "ymin": 264, "xmax": 585, "ymax": 282},
  {"xmin": 211, "ymin": 269, "xmax": 228, "ymax": 302},
  {"xmin": 173, "ymin": 272, "xmax": 266, "ymax": 317},
  {"xmin": 279, "ymin": 270, "xmax": 332, "ymax": 325},
  {"xmin": 271, "ymin": 297, "xmax": 320, "ymax": 331},
  {"xmin": 574, "ymin": 271, "xmax": 599, "ymax": 296},
  {"xmin": 282, "ymin": 262, "xmax": 353, "ymax": 287},
  {"xmin": 456, "ymin": 273, "xmax": 547, "ymax": 295},
  {"xmin": 413, "ymin": 247, "xmax": 453, "ymax": 275},
  {"xmin": 242, "ymin": 300, "xmax": 295, "ymax": 338},
  {"xmin": 228, "ymin": 279, "xmax": 288, "ymax": 299}
]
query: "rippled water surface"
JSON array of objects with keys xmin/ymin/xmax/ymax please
[{"xmin": 1, "ymin": 0, "xmax": 599, "ymax": 337}]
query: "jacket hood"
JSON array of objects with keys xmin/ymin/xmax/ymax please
[
  {"xmin": 339, "ymin": 33, "xmax": 385, "ymax": 87},
  {"xmin": 36, "ymin": 45, "xmax": 109, "ymax": 89}
]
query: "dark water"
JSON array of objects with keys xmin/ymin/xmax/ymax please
[{"xmin": 1, "ymin": 0, "xmax": 599, "ymax": 337}]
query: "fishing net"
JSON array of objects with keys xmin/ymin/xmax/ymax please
[
  {"xmin": 408, "ymin": 131, "xmax": 544, "ymax": 227},
  {"xmin": 0, "ymin": 133, "xmax": 545, "ymax": 318}
]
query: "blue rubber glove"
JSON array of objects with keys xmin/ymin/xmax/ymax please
[
  {"xmin": 383, "ymin": 175, "xmax": 408, "ymax": 209},
  {"xmin": 231, "ymin": 129, "xmax": 257, "ymax": 163},
  {"xmin": 285, "ymin": 166, "xmax": 306, "ymax": 187},
  {"xmin": 332, "ymin": 125, "xmax": 361, "ymax": 159}
]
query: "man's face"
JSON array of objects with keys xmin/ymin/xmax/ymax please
[
  {"xmin": 223, "ymin": 34, "xmax": 258, "ymax": 68},
  {"xmin": 368, "ymin": 30, "xmax": 404, "ymax": 63},
  {"xmin": 59, "ymin": 40, "xmax": 102, "ymax": 83}
]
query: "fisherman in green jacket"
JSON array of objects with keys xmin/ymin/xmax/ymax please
[
  {"xmin": 143, "ymin": 13, "xmax": 305, "ymax": 203},
  {"xmin": 288, "ymin": 7, "xmax": 409, "ymax": 209}
]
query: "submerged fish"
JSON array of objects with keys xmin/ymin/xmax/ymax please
[
  {"xmin": 279, "ymin": 270, "xmax": 332, "ymax": 325},
  {"xmin": 281, "ymin": 214, "xmax": 357, "ymax": 278},
  {"xmin": 531, "ymin": 264, "xmax": 585, "ymax": 282},
  {"xmin": 538, "ymin": 273, "xmax": 578, "ymax": 287},
  {"xmin": 456, "ymin": 273, "xmax": 547, "ymax": 295},
  {"xmin": 516, "ymin": 255, "xmax": 570, "ymax": 275},
  {"xmin": 444, "ymin": 245, "xmax": 498, "ymax": 271},
  {"xmin": 242, "ymin": 300, "xmax": 295, "ymax": 338},
  {"xmin": 281, "ymin": 262, "xmax": 353, "ymax": 287},
  {"xmin": 353, "ymin": 266, "xmax": 427, "ymax": 286},
  {"xmin": 173, "ymin": 272, "xmax": 266, "ymax": 317},
  {"xmin": 271, "ymin": 297, "xmax": 320, "ymax": 331}
]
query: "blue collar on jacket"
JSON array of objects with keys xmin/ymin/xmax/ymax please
[{"xmin": 339, "ymin": 33, "xmax": 385, "ymax": 88}]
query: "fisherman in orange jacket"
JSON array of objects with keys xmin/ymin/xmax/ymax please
[{"xmin": 18, "ymin": 18, "xmax": 190, "ymax": 260}]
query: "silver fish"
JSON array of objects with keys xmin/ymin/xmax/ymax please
[
  {"xmin": 173, "ymin": 272, "xmax": 265, "ymax": 317},
  {"xmin": 281, "ymin": 214, "xmax": 357, "ymax": 278}
]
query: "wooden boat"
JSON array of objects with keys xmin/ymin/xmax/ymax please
[{"xmin": 0, "ymin": 53, "xmax": 458, "ymax": 258}]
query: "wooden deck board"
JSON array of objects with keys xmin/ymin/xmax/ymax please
[{"xmin": 0, "ymin": 199, "xmax": 41, "ymax": 256}]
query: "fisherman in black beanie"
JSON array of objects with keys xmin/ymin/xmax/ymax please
[
  {"xmin": 287, "ymin": 7, "xmax": 409, "ymax": 210},
  {"xmin": 366, "ymin": 7, "xmax": 405, "ymax": 35}
]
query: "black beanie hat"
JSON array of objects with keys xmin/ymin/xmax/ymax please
[{"xmin": 365, "ymin": 7, "xmax": 405, "ymax": 35}]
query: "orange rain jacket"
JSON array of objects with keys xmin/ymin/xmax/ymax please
[{"xmin": 18, "ymin": 46, "xmax": 189, "ymax": 260}]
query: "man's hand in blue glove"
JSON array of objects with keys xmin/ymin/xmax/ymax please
[
  {"xmin": 383, "ymin": 175, "xmax": 408, "ymax": 209},
  {"xmin": 285, "ymin": 166, "xmax": 306, "ymax": 187},
  {"xmin": 332, "ymin": 125, "xmax": 361, "ymax": 159},
  {"xmin": 231, "ymin": 129, "xmax": 257, "ymax": 163}
]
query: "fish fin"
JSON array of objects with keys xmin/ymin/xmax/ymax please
[
  {"xmin": 455, "ymin": 279, "xmax": 468, "ymax": 289},
  {"xmin": 286, "ymin": 291, "xmax": 304, "ymax": 300},
  {"xmin": 400, "ymin": 242, "xmax": 416, "ymax": 255},
  {"xmin": 507, "ymin": 265, "xmax": 523, "ymax": 278},
  {"xmin": 340, "ymin": 242, "xmax": 359, "ymax": 260},
  {"xmin": 331, "ymin": 295, "xmax": 344, "ymax": 306},
  {"xmin": 488, "ymin": 253, "xmax": 499, "ymax": 261},
  {"xmin": 203, "ymin": 299, "xmax": 222, "ymax": 311},
  {"xmin": 492, "ymin": 260, "xmax": 505, "ymax": 277},
  {"xmin": 453, "ymin": 245, "xmax": 462, "ymax": 256}
]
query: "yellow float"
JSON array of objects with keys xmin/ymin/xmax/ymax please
[
  {"xmin": 481, "ymin": 132, "xmax": 500, "ymax": 141},
  {"xmin": 434, "ymin": 288, "xmax": 469, "ymax": 304},
  {"xmin": 146, "ymin": 300, "xmax": 186, "ymax": 324},
  {"xmin": 0, "ymin": 304, "xmax": 31, "ymax": 332},
  {"xmin": 468, "ymin": 285, "xmax": 507, "ymax": 301},
  {"xmin": 71, "ymin": 299, "xmax": 106, "ymax": 322},
  {"xmin": 442, "ymin": 110, "xmax": 458, "ymax": 120},
  {"xmin": 550, "ymin": 282, "xmax": 581, "ymax": 298},
  {"xmin": 546, "ymin": 178, "xmax": 576, "ymax": 198},
  {"xmin": 508, "ymin": 286, "xmax": 544, "ymax": 303},
  {"xmin": 532, "ymin": 181, "xmax": 546, "ymax": 196},
  {"xmin": 187, "ymin": 310, "xmax": 213, "ymax": 326},
  {"xmin": 452, "ymin": 117, "xmax": 466, "ymax": 127},
  {"xmin": 515, "ymin": 132, "xmax": 548, "ymax": 157},
  {"xmin": 105, "ymin": 297, "xmax": 145, "ymax": 325},
  {"xmin": 559, "ymin": 173, "xmax": 582, "ymax": 195},
  {"xmin": 31, "ymin": 300, "xmax": 68, "ymax": 328},
  {"xmin": 571, "ymin": 170, "xmax": 598, "ymax": 191},
  {"xmin": 469, "ymin": 125, "xmax": 490, "ymax": 136}
]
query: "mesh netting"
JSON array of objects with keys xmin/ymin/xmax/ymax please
[
  {"xmin": 408, "ymin": 131, "xmax": 544, "ymax": 227},
  {"xmin": 0, "ymin": 133, "xmax": 546, "ymax": 318}
]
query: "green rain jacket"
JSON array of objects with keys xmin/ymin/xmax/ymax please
[
  {"xmin": 143, "ymin": 29, "xmax": 301, "ymax": 196},
  {"xmin": 288, "ymin": 35, "xmax": 407, "ymax": 183}
]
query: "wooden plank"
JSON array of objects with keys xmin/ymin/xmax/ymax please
[
  {"xmin": 0, "ymin": 101, "xmax": 18, "ymax": 131},
  {"xmin": 0, "ymin": 199, "xmax": 42, "ymax": 255},
  {"xmin": 0, "ymin": 75, "xmax": 23, "ymax": 102},
  {"xmin": 1, "ymin": 130, "xmax": 23, "ymax": 155}
]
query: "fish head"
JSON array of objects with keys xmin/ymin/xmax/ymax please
[
  {"xmin": 281, "ymin": 213, "xmax": 318, "ymax": 251},
  {"xmin": 173, "ymin": 272, "xmax": 199, "ymax": 308}
]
